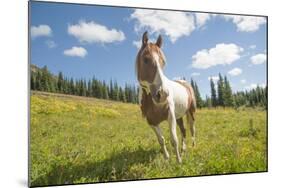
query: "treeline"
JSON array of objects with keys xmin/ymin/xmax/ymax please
[
  {"xmin": 31, "ymin": 65, "xmax": 267, "ymax": 108},
  {"xmin": 31, "ymin": 65, "xmax": 138, "ymax": 103},
  {"xmin": 205, "ymin": 73, "xmax": 267, "ymax": 108}
]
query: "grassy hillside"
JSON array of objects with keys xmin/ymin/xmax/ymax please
[{"xmin": 30, "ymin": 91, "xmax": 267, "ymax": 187}]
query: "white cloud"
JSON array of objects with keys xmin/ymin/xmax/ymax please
[
  {"xmin": 191, "ymin": 72, "xmax": 200, "ymax": 77},
  {"xmin": 130, "ymin": 9, "xmax": 195, "ymax": 43},
  {"xmin": 208, "ymin": 76, "xmax": 219, "ymax": 82},
  {"xmin": 192, "ymin": 43, "xmax": 243, "ymax": 69},
  {"xmin": 228, "ymin": 67, "xmax": 242, "ymax": 76},
  {"xmin": 132, "ymin": 40, "xmax": 142, "ymax": 49},
  {"xmin": 31, "ymin": 25, "xmax": 52, "ymax": 38},
  {"xmin": 245, "ymin": 83, "xmax": 266, "ymax": 90},
  {"xmin": 223, "ymin": 15, "xmax": 266, "ymax": 32},
  {"xmin": 63, "ymin": 46, "xmax": 87, "ymax": 58},
  {"xmin": 132, "ymin": 37, "xmax": 157, "ymax": 49},
  {"xmin": 195, "ymin": 13, "xmax": 211, "ymax": 28},
  {"xmin": 260, "ymin": 83, "xmax": 266, "ymax": 88},
  {"xmin": 249, "ymin": 45, "xmax": 256, "ymax": 49},
  {"xmin": 250, "ymin": 53, "xmax": 267, "ymax": 65},
  {"xmin": 241, "ymin": 79, "xmax": 247, "ymax": 84},
  {"xmin": 45, "ymin": 40, "xmax": 57, "ymax": 48},
  {"xmin": 68, "ymin": 20, "xmax": 125, "ymax": 44},
  {"xmin": 173, "ymin": 77, "xmax": 184, "ymax": 81}
]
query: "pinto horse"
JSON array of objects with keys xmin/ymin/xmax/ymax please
[{"xmin": 135, "ymin": 31, "xmax": 196, "ymax": 163}]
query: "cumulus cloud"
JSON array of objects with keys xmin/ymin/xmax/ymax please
[
  {"xmin": 63, "ymin": 46, "xmax": 87, "ymax": 58},
  {"xmin": 245, "ymin": 83, "xmax": 266, "ymax": 90},
  {"xmin": 130, "ymin": 9, "xmax": 195, "ymax": 43},
  {"xmin": 132, "ymin": 37, "xmax": 157, "ymax": 49},
  {"xmin": 250, "ymin": 53, "xmax": 267, "ymax": 65},
  {"xmin": 195, "ymin": 13, "xmax": 211, "ymax": 28},
  {"xmin": 192, "ymin": 43, "xmax": 243, "ymax": 69},
  {"xmin": 223, "ymin": 15, "xmax": 266, "ymax": 32},
  {"xmin": 208, "ymin": 76, "xmax": 219, "ymax": 82},
  {"xmin": 68, "ymin": 20, "xmax": 125, "ymax": 44},
  {"xmin": 173, "ymin": 77, "xmax": 185, "ymax": 81},
  {"xmin": 191, "ymin": 72, "xmax": 200, "ymax": 77},
  {"xmin": 249, "ymin": 45, "xmax": 256, "ymax": 49},
  {"xmin": 228, "ymin": 67, "xmax": 242, "ymax": 76},
  {"xmin": 31, "ymin": 24, "xmax": 52, "ymax": 38},
  {"xmin": 45, "ymin": 40, "xmax": 57, "ymax": 48},
  {"xmin": 132, "ymin": 40, "xmax": 142, "ymax": 49},
  {"xmin": 241, "ymin": 79, "xmax": 247, "ymax": 84}
]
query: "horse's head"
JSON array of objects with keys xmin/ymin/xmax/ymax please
[{"xmin": 136, "ymin": 31, "xmax": 168, "ymax": 104}]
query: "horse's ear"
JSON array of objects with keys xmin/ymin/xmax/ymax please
[
  {"xmin": 142, "ymin": 31, "xmax": 148, "ymax": 46},
  {"xmin": 156, "ymin": 35, "xmax": 163, "ymax": 48}
]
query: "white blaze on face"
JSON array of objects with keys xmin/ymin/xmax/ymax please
[
  {"xmin": 150, "ymin": 52, "xmax": 170, "ymax": 104},
  {"xmin": 152, "ymin": 52, "xmax": 169, "ymax": 91}
]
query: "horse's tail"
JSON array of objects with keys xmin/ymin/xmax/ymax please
[
  {"xmin": 174, "ymin": 80, "xmax": 196, "ymax": 121},
  {"xmin": 189, "ymin": 90, "xmax": 196, "ymax": 121}
]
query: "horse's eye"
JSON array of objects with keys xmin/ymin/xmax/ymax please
[{"xmin": 143, "ymin": 57, "xmax": 150, "ymax": 64}]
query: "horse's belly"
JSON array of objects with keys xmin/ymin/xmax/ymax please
[
  {"xmin": 170, "ymin": 85, "xmax": 189, "ymax": 119},
  {"xmin": 174, "ymin": 99, "xmax": 188, "ymax": 119}
]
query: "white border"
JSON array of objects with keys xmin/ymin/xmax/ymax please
[{"xmin": 1, "ymin": 0, "xmax": 280, "ymax": 188}]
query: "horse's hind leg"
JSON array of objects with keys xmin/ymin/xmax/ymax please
[
  {"xmin": 187, "ymin": 112, "xmax": 196, "ymax": 147},
  {"xmin": 150, "ymin": 125, "xmax": 170, "ymax": 160},
  {"xmin": 176, "ymin": 118, "xmax": 187, "ymax": 153}
]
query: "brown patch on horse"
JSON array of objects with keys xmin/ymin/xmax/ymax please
[
  {"xmin": 136, "ymin": 33, "xmax": 169, "ymax": 126},
  {"xmin": 174, "ymin": 80, "xmax": 196, "ymax": 120},
  {"xmin": 140, "ymin": 88, "xmax": 169, "ymax": 126}
]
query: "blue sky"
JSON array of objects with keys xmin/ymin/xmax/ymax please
[{"xmin": 30, "ymin": 1, "xmax": 267, "ymax": 98}]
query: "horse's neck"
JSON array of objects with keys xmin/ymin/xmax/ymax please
[
  {"xmin": 141, "ymin": 91, "xmax": 169, "ymax": 125},
  {"xmin": 155, "ymin": 63, "xmax": 170, "ymax": 87}
]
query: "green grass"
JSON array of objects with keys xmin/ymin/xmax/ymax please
[{"xmin": 30, "ymin": 91, "xmax": 267, "ymax": 187}]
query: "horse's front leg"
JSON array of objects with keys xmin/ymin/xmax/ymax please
[
  {"xmin": 151, "ymin": 125, "xmax": 170, "ymax": 160},
  {"xmin": 168, "ymin": 105, "xmax": 182, "ymax": 163}
]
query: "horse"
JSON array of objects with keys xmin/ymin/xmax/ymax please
[{"xmin": 135, "ymin": 31, "xmax": 196, "ymax": 163}]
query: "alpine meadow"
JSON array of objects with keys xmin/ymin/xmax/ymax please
[
  {"xmin": 30, "ymin": 66, "xmax": 267, "ymax": 186},
  {"xmin": 29, "ymin": 1, "xmax": 267, "ymax": 187}
]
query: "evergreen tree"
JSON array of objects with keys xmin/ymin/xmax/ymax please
[
  {"xmin": 102, "ymin": 81, "xmax": 109, "ymax": 100},
  {"xmin": 210, "ymin": 78, "xmax": 217, "ymax": 107},
  {"xmin": 223, "ymin": 76, "xmax": 233, "ymax": 107},
  {"xmin": 119, "ymin": 87, "xmax": 127, "ymax": 102},
  {"xmin": 109, "ymin": 79, "xmax": 113, "ymax": 100},
  {"xmin": 217, "ymin": 73, "xmax": 225, "ymax": 106},
  {"xmin": 36, "ymin": 71, "xmax": 43, "ymax": 91},
  {"xmin": 194, "ymin": 82, "xmax": 203, "ymax": 108},
  {"xmin": 31, "ymin": 73, "xmax": 35, "ymax": 90},
  {"xmin": 70, "ymin": 78, "xmax": 75, "ymax": 95},
  {"xmin": 191, "ymin": 79, "xmax": 203, "ymax": 108},
  {"xmin": 57, "ymin": 72, "xmax": 63, "ymax": 93},
  {"xmin": 205, "ymin": 95, "xmax": 212, "ymax": 108},
  {"xmin": 112, "ymin": 81, "xmax": 119, "ymax": 101}
]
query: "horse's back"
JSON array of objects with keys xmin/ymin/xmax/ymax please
[{"xmin": 172, "ymin": 80, "xmax": 196, "ymax": 119}]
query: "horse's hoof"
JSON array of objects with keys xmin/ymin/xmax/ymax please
[
  {"xmin": 177, "ymin": 158, "xmax": 182, "ymax": 164},
  {"xmin": 181, "ymin": 146, "xmax": 187, "ymax": 153},
  {"xmin": 164, "ymin": 153, "xmax": 170, "ymax": 160},
  {"xmin": 192, "ymin": 142, "xmax": 196, "ymax": 147}
]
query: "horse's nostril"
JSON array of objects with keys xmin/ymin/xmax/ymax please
[{"xmin": 156, "ymin": 91, "xmax": 161, "ymax": 99}]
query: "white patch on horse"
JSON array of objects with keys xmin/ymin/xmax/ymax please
[{"xmin": 153, "ymin": 52, "xmax": 189, "ymax": 119}]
